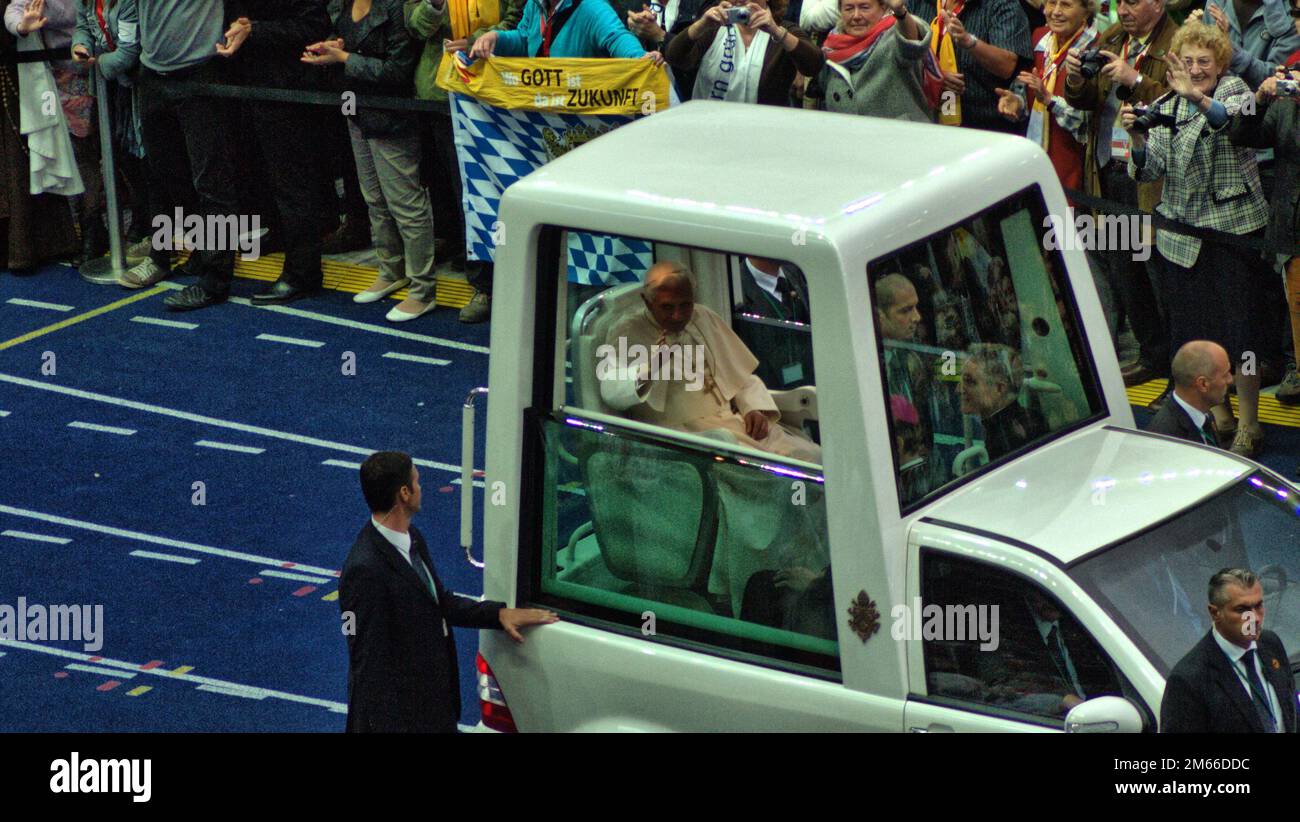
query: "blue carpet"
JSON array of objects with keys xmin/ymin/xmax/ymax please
[{"xmin": 0, "ymin": 263, "xmax": 490, "ymax": 730}]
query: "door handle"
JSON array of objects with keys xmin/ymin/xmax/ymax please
[{"xmin": 910, "ymin": 724, "xmax": 954, "ymax": 733}]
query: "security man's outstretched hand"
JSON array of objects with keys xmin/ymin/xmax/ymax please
[{"xmin": 499, "ymin": 608, "xmax": 560, "ymax": 643}]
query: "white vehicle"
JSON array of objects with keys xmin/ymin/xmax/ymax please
[{"xmin": 460, "ymin": 101, "xmax": 1300, "ymax": 732}]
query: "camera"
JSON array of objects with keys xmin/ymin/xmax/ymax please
[
  {"xmin": 1077, "ymin": 48, "xmax": 1107, "ymax": 79},
  {"xmin": 1277, "ymin": 78, "xmax": 1300, "ymax": 98},
  {"xmin": 725, "ymin": 6, "xmax": 751, "ymax": 25},
  {"xmin": 1129, "ymin": 106, "xmax": 1178, "ymax": 133}
]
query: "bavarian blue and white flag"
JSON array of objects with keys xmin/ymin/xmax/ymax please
[{"xmin": 439, "ymin": 56, "xmax": 673, "ymax": 285}]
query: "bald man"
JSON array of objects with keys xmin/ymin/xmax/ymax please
[
  {"xmin": 1146, "ymin": 341, "xmax": 1233, "ymax": 447},
  {"xmin": 598, "ymin": 262, "xmax": 821, "ymax": 464}
]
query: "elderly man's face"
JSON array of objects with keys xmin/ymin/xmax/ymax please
[
  {"xmin": 1117, "ymin": 0, "xmax": 1161, "ymax": 36},
  {"xmin": 1197, "ymin": 347, "xmax": 1234, "ymax": 407},
  {"xmin": 645, "ymin": 283, "xmax": 695, "ymax": 334},
  {"xmin": 878, "ymin": 282, "xmax": 921, "ymax": 341},
  {"xmin": 959, "ymin": 359, "xmax": 1005, "ymax": 418}
]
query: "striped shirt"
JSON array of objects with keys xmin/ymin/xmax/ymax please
[{"xmin": 908, "ymin": 0, "xmax": 1031, "ymax": 133}]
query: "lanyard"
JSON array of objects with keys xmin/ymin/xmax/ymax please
[
  {"xmin": 1041, "ymin": 28, "xmax": 1082, "ymax": 86},
  {"xmin": 540, "ymin": 1, "xmax": 560, "ymax": 57},
  {"xmin": 96, "ymin": 0, "xmax": 116, "ymax": 51}
]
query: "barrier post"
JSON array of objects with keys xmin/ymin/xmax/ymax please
[{"xmin": 80, "ymin": 65, "xmax": 126, "ymax": 284}]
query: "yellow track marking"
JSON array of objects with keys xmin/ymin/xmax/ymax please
[
  {"xmin": 1127, "ymin": 379, "xmax": 1300, "ymax": 427},
  {"xmin": 0, "ymin": 286, "xmax": 168, "ymax": 351},
  {"xmin": 126, "ymin": 686, "xmax": 152, "ymax": 697}
]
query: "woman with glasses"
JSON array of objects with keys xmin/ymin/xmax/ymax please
[{"xmin": 1123, "ymin": 21, "xmax": 1269, "ymax": 457}]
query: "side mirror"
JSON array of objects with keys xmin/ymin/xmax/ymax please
[{"xmin": 1063, "ymin": 696, "xmax": 1144, "ymax": 734}]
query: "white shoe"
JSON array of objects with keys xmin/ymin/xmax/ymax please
[
  {"xmin": 353, "ymin": 277, "xmax": 410, "ymax": 304},
  {"xmin": 385, "ymin": 300, "xmax": 437, "ymax": 322},
  {"xmin": 117, "ymin": 258, "xmax": 170, "ymax": 289}
]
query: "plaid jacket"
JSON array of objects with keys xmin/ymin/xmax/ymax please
[{"xmin": 1129, "ymin": 75, "xmax": 1268, "ymax": 269}]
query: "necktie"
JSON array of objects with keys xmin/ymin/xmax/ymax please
[
  {"xmin": 1240, "ymin": 649, "xmax": 1278, "ymax": 733},
  {"xmin": 1199, "ymin": 418, "xmax": 1217, "ymax": 446},
  {"xmin": 410, "ymin": 550, "xmax": 438, "ymax": 603},
  {"xmin": 1046, "ymin": 624, "xmax": 1082, "ymax": 696},
  {"xmin": 775, "ymin": 275, "xmax": 803, "ymax": 322}
]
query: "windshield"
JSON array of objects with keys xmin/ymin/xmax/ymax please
[{"xmin": 1071, "ymin": 472, "xmax": 1300, "ymax": 677}]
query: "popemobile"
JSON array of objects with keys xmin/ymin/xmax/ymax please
[{"xmin": 455, "ymin": 101, "xmax": 1300, "ymax": 732}]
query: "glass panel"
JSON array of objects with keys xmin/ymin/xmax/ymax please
[
  {"xmin": 921, "ymin": 553, "xmax": 1125, "ymax": 722},
  {"xmin": 1072, "ymin": 472, "xmax": 1300, "ymax": 677},
  {"xmin": 731, "ymin": 255, "xmax": 816, "ymax": 392},
  {"xmin": 868, "ymin": 186, "xmax": 1105, "ymax": 510},
  {"xmin": 537, "ymin": 413, "xmax": 838, "ymax": 671}
]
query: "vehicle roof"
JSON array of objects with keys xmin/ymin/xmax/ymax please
[
  {"xmin": 513, "ymin": 100, "xmax": 1047, "ymax": 238},
  {"xmin": 923, "ymin": 427, "xmax": 1253, "ymax": 565}
]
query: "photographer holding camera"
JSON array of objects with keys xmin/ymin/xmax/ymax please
[
  {"xmin": 665, "ymin": 0, "xmax": 824, "ymax": 105},
  {"xmin": 1063, "ymin": 0, "xmax": 1174, "ymax": 389},
  {"xmin": 1125, "ymin": 21, "xmax": 1270, "ymax": 456}
]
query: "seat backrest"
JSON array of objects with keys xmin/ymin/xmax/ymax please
[{"xmin": 570, "ymin": 282, "xmax": 644, "ymax": 416}]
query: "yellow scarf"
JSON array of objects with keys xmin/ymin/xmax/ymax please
[
  {"xmin": 448, "ymin": 0, "xmax": 501, "ymax": 40},
  {"xmin": 1032, "ymin": 30, "xmax": 1081, "ymax": 152},
  {"xmin": 929, "ymin": 0, "xmax": 964, "ymax": 126}
]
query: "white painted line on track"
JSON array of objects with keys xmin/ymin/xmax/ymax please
[
  {"xmin": 66, "ymin": 663, "xmax": 137, "ymax": 679},
  {"xmin": 0, "ymin": 504, "xmax": 340, "ymax": 577},
  {"xmin": 383, "ymin": 351, "xmax": 452, "ymax": 366},
  {"xmin": 129, "ymin": 550, "xmax": 200, "ymax": 565},
  {"xmin": 155, "ymin": 281, "xmax": 489, "ymax": 354},
  {"xmin": 451, "ymin": 478, "xmax": 486, "ymax": 489},
  {"xmin": 7, "ymin": 298, "xmax": 74, "ymax": 312},
  {"xmin": 195, "ymin": 440, "xmax": 266, "ymax": 455},
  {"xmin": 0, "ymin": 410, "xmax": 10, "ymax": 417},
  {"xmin": 0, "ymin": 373, "xmax": 463, "ymax": 475},
  {"xmin": 256, "ymin": 333, "xmax": 325, "ymax": 348},
  {"xmin": 2, "ymin": 529, "xmax": 72, "ymax": 544},
  {"xmin": 322, "ymin": 459, "xmax": 362, "ymax": 469},
  {"xmin": 130, "ymin": 316, "xmax": 198, "ymax": 330},
  {"xmin": 196, "ymin": 683, "xmax": 266, "ymax": 700},
  {"xmin": 0, "ymin": 640, "xmax": 347, "ymax": 713},
  {"xmin": 258, "ymin": 569, "xmax": 331, "ymax": 584},
  {"xmin": 68, "ymin": 421, "xmax": 136, "ymax": 436}
]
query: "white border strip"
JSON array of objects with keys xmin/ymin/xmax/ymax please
[
  {"xmin": 66, "ymin": 663, "xmax": 137, "ymax": 679},
  {"xmin": 0, "ymin": 373, "xmax": 462, "ymax": 474},
  {"xmin": 7, "ymin": 298, "xmax": 73, "ymax": 311},
  {"xmin": 383, "ymin": 352, "xmax": 452, "ymax": 366},
  {"xmin": 130, "ymin": 316, "xmax": 198, "ymax": 330},
  {"xmin": 196, "ymin": 683, "xmax": 266, "ymax": 701},
  {"xmin": 1, "ymin": 529, "xmax": 71, "ymax": 545},
  {"xmin": 0, "ymin": 504, "xmax": 339, "ymax": 577},
  {"xmin": 258, "ymin": 569, "xmax": 330, "ymax": 584},
  {"xmin": 195, "ymin": 440, "xmax": 266, "ymax": 455},
  {"xmin": 1, "ymin": 640, "xmax": 347, "ymax": 712},
  {"xmin": 129, "ymin": 550, "xmax": 201, "ymax": 565},
  {"xmin": 322, "ymin": 459, "xmax": 361, "ymax": 469},
  {"xmin": 256, "ymin": 333, "xmax": 325, "ymax": 348},
  {"xmin": 67, "ymin": 421, "xmax": 136, "ymax": 436}
]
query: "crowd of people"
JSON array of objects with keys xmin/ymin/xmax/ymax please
[{"xmin": 2, "ymin": 0, "xmax": 1300, "ymax": 437}]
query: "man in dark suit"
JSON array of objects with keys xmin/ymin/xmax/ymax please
[
  {"xmin": 1146, "ymin": 340, "xmax": 1233, "ymax": 447},
  {"xmin": 734, "ymin": 256, "xmax": 813, "ymax": 391},
  {"xmin": 1161, "ymin": 568, "xmax": 1297, "ymax": 733},
  {"xmin": 340, "ymin": 451, "xmax": 558, "ymax": 732}
]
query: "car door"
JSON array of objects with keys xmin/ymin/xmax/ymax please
[{"xmin": 902, "ymin": 529, "xmax": 1152, "ymax": 733}]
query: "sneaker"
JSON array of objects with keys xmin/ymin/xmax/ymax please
[
  {"xmin": 1276, "ymin": 366, "xmax": 1300, "ymax": 405},
  {"xmin": 1229, "ymin": 427, "xmax": 1264, "ymax": 459},
  {"xmin": 124, "ymin": 236, "xmax": 154, "ymax": 263},
  {"xmin": 117, "ymin": 258, "xmax": 170, "ymax": 289},
  {"xmin": 459, "ymin": 291, "xmax": 491, "ymax": 324}
]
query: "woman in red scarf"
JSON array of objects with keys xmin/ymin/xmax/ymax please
[
  {"xmin": 808, "ymin": 0, "xmax": 940, "ymax": 122},
  {"xmin": 994, "ymin": 0, "xmax": 1096, "ymax": 196}
]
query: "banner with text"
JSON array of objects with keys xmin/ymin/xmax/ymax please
[{"xmin": 439, "ymin": 56, "xmax": 670, "ymax": 283}]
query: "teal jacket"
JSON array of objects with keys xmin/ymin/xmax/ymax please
[
  {"xmin": 495, "ymin": 0, "xmax": 644, "ymax": 58},
  {"xmin": 72, "ymin": 0, "xmax": 141, "ymax": 83}
]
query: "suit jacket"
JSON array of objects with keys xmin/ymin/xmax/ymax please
[
  {"xmin": 1063, "ymin": 13, "xmax": 1174, "ymax": 212},
  {"xmin": 340, "ymin": 521, "xmax": 505, "ymax": 732},
  {"xmin": 1145, "ymin": 395, "xmax": 1211, "ymax": 445},
  {"xmin": 735, "ymin": 262, "xmax": 814, "ymax": 390},
  {"xmin": 979, "ymin": 601, "xmax": 1119, "ymax": 711},
  {"xmin": 1229, "ymin": 95, "xmax": 1300, "ymax": 258},
  {"xmin": 1161, "ymin": 629, "xmax": 1298, "ymax": 733},
  {"xmin": 332, "ymin": 0, "xmax": 422, "ymax": 138}
]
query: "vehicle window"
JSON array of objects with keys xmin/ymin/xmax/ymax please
[
  {"xmin": 920, "ymin": 552, "xmax": 1126, "ymax": 725},
  {"xmin": 1072, "ymin": 470, "xmax": 1300, "ymax": 677},
  {"xmin": 531, "ymin": 227, "xmax": 838, "ymax": 674},
  {"xmin": 730, "ymin": 255, "xmax": 816, "ymax": 392},
  {"xmin": 868, "ymin": 186, "xmax": 1106, "ymax": 511}
]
